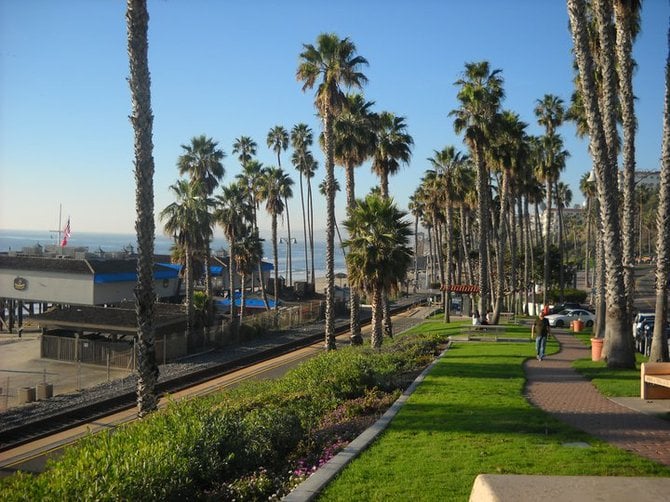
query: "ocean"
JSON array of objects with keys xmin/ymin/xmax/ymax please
[{"xmin": 0, "ymin": 229, "xmax": 346, "ymax": 279}]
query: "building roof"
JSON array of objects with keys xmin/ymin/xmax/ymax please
[
  {"xmin": 31, "ymin": 303, "xmax": 187, "ymax": 335},
  {"xmin": 0, "ymin": 255, "xmax": 179, "ymax": 283}
]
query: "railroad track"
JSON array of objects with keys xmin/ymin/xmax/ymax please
[{"xmin": 0, "ymin": 297, "xmax": 427, "ymax": 453}]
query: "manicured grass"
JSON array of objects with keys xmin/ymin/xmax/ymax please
[
  {"xmin": 571, "ymin": 330, "xmax": 648, "ymax": 397},
  {"xmin": 319, "ymin": 321, "xmax": 669, "ymax": 501}
]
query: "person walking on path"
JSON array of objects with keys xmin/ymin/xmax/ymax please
[
  {"xmin": 525, "ymin": 331, "xmax": 670, "ymax": 467},
  {"xmin": 531, "ymin": 311, "xmax": 550, "ymax": 360}
]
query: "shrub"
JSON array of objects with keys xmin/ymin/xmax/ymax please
[{"xmin": 0, "ymin": 332, "xmax": 444, "ymax": 500}]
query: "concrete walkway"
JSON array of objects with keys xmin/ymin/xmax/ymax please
[{"xmin": 524, "ymin": 331, "xmax": 670, "ymax": 466}]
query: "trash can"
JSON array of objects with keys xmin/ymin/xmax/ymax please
[
  {"xmin": 591, "ymin": 337, "xmax": 604, "ymax": 361},
  {"xmin": 18, "ymin": 386, "xmax": 36, "ymax": 404},
  {"xmin": 573, "ymin": 319, "xmax": 584, "ymax": 333},
  {"xmin": 37, "ymin": 382, "xmax": 53, "ymax": 400}
]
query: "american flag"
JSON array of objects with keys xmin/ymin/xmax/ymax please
[{"xmin": 61, "ymin": 218, "xmax": 71, "ymax": 247}]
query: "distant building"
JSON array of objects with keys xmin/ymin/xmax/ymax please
[{"xmin": 618, "ymin": 170, "xmax": 660, "ymax": 190}]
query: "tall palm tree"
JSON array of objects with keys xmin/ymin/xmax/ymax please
[
  {"xmin": 236, "ymin": 160, "xmax": 271, "ymax": 310},
  {"xmin": 291, "ymin": 123, "xmax": 314, "ymax": 284},
  {"xmin": 278, "ymin": 169, "xmax": 295, "ymax": 286},
  {"xmin": 344, "ymin": 194, "xmax": 413, "ymax": 348},
  {"xmin": 408, "ymin": 189, "xmax": 425, "ymax": 293},
  {"xmin": 267, "ymin": 126, "xmax": 294, "ymax": 287},
  {"xmin": 215, "ymin": 182, "xmax": 252, "ymax": 326},
  {"xmin": 614, "ymin": 0, "xmax": 642, "ymax": 326},
  {"xmin": 567, "ymin": 0, "xmax": 634, "ymax": 368},
  {"xmin": 371, "ymin": 110, "xmax": 413, "ymax": 337},
  {"xmin": 371, "ymin": 112, "xmax": 413, "ymax": 199},
  {"xmin": 232, "ymin": 135, "xmax": 257, "ymax": 166},
  {"xmin": 555, "ymin": 180, "xmax": 573, "ymax": 299},
  {"xmin": 234, "ymin": 229, "xmax": 263, "ymax": 325},
  {"xmin": 450, "ymin": 61, "xmax": 504, "ymax": 317},
  {"xmin": 297, "ymin": 33, "xmax": 368, "ymax": 350},
  {"xmin": 534, "ymin": 94, "xmax": 565, "ymax": 308},
  {"xmin": 177, "ymin": 135, "xmax": 225, "ymax": 322},
  {"xmin": 333, "ymin": 93, "xmax": 377, "ymax": 344},
  {"xmin": 579, "ymin": 171, "xmax": 597, "ymax": 289},
  {"xmin": 160, "ymin": 179, "xmax": 212, "ymax": 337},
  {"xmin": 649, "ymin": 23, "xmax": 670, "ymax": 363},
  {"xmin": 258, "ymin": 166, "xmax": 286, "ymax": 311},
  {"xmin": 428, "ymin": 146, "xmax": 466, "ymax": 323},
  {"xmin": 126, "ymin": 0, "xmax": 158, "ymax": 417}
]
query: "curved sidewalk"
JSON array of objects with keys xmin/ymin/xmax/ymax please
[{"xmin": 524, "ymin": 332, "xmax": 670, "ymax": 466}]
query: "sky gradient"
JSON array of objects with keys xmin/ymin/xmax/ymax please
[{"xmin": 1, "ymin": 0, "xmax": 668, "ymax": 240}]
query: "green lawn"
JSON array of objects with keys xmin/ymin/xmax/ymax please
[
  {"xmin": 571, "ymin": 330, "xmax": 648, "ymax": 397},
  {"xmin": 319, "ymin": 321, "xmax": 669, "ymax": 501}
]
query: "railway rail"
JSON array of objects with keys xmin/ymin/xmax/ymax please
[{"xmin": 0, "ymin": 295, "xmax": 429, "ymax": 454}]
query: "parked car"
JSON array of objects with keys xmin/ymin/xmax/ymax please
[
  {"xmin": 632, "ymin": 311, "xmax": 655, "ymax": 337},
  {"xmin": 545, "ymin": 308, "xmax": 596, "ymax": 328},
  {"xmin": 548, "ymin": 302, "xmax": 582, "ymax": 315}
]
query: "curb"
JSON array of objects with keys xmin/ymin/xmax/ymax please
[{"xmin": 282, "ymin": 340, "xmax": 452, "ymax": 501}]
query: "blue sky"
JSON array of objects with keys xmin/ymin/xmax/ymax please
[{"xmin": 1, "ymin": 0, "xmax": 668, "ymax": 239}]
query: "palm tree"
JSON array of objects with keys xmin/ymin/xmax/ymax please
[
  {"xmin": 177, "ymin": 135, "xmax": 225, "ymax": 322},
  {"xmin": 450, "ymin": 61, "xmax": 504, "ymax": 317},
  {"xmin": 408, "ymin": 189, "xmax": 425, "ymax": 293},
  {"xmin": 567, "ymin": 0, "xmax": 634, "ymax": 368},
  {"xmin": 232, "ymin": 136, "xmax": 257, "ymax": 166},
  {"xmin": 428, "ymin": 146, "xmax": 467, "ymax": 323},
  {"xmin": 344, "ymin": 194, "xmax": 412, "ymax": 347},
  {"xmin": 267, "ymin": 126, "xmax": 295, "ymax": 287},
  {"xmin": 579, "ymin": 171, "xmax": 597, "ymax": 289},
  {"xmin": 333, "ymin": 93, "xmax": 377, "ymax": 344},
  {"xmin": 215, "ymin": 182, "xmax": 252, "ymax": 326},
  {"xmin": 234, "ymin": 228, "xmax": 263, "ymax": 325},
  {"xmin": 236, "ymin": 160, "xmax": 271, "ymax": 310},
  {"xmin": 297, "ymin": 33, "xmax": 368, "ymax": 350},
  {"xmin": 649, "ymin": 23, "xmax": 670, "ymax": 363},
  {"xmin": 614, "ymin": 0, "xmax": 642, "ymax": 326},
  {"xmin": 126, "ymin": 0, "xmax": 158, "ymax": 417},
  {"xmin": 555, "ymin": 181, "xmax": 573, "ymax": 299},
  {"xmin": 278, "ymin": 169, "xmax": 295, "ymax": 286},
  {"xmin": 258, "ymin": 166, "xmax": 286, "ymax": 311},
  {"xmin": 291, "ymin": 123, "xmax": 315, "ymax": 285},
  {"xmin": 371, "ymin": 112, "xmax": 413, "ymax": 199},
  {"xmin": 534, "ymin": 94, "xmax": 565, "ymax": 308},
  {"xmin": 160, "ymin": 179, "xmax": 213, "ymax": 338}
]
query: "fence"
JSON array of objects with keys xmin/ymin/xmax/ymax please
[{"xmin": 40, "ymin": 331, "xmax": 188, "ymax": 370}]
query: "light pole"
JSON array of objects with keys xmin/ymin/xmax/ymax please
[{"xmin": 279, "ymin": 237, "xmax": 296, "ymax": 287}]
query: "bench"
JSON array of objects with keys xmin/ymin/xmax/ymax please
[
  {"xmin": 640, "ymin": 362, "xmax": 670, "ymax": 399},
  {"xmin": 462, "ymin": 324, "xmax": 507, "ymax": 340}
]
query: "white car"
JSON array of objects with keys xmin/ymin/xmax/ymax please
[{"xmin": 545, "ymin": 308, "xmax": 595, "ymax": 328}]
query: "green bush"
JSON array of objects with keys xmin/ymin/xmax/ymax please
[{"xmin": 0, "ymin": 332, "xmax": 445, "ymax": 501}]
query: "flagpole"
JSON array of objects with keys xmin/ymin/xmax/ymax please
[{"xmin": 49, "ymin": 204, "xmax": 63, "ymax": 255}]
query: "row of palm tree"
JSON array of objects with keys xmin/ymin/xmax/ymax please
[{"xmin": 297, "ymin": 33, "xmax": 415, "ymax": 349}]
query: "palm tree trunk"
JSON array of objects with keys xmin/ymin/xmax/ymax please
[
  {"xmin": 650, "ymin": 30, "xmax": 670, "ymax": 362},
  {"xmin": 272, "ymin": 215, "xmax": 279, "ymax": 312},
  {"xmin": 285, "ymin": 196, "xmax": 293, "ymax": 288},
  {"xmin": 444, "ymin": 200, "xmax": 453, "ymax": 323},
  {"xmin": 228, "ymin": 249, "xmax": 236, "ymax": 325},
  {"xmin": 614, "ymin": 1, "xmax": 637, "ymax": 327},
  {"xmin": 299, "ymin": 171, "xmax": 309, "ymax": 283},
  {"xmin": 204, "ymin": 244, "xmax": 213, "ymax": 325},
  {"xmin": 345, "ymin": 163, "xmax": 362, "ymax": 344},
  {"xmin": 461, "ymin": 207, "xmax": 473, "ymax": 284},
  {"xmin": 323, "ymin": 109, "xmax": 336, "ymax": 350},
  {"xmin": 585, "ymin": 195, "xmax": 592, "ymax": 289},
  {"xmin": 126, "ymin": 0, "xmax": 158, "ymax": 417},
  {"xmin": 492, "ymin": 171, "xmax": 509, "ymax": 324},
  {"xmin": 239, "ymin": 271, "xmax": 246, "ymax": 325},
  {"xmin": 475, "ymin": 143, "xmax": 490, "ymax": 316},
  {"xmin": 413, "ymin": 214, "xmax": 419, "ymax": 293},
  {"xmin": 371, "ymin": 284, "xmax": 383, "ymax": 348},
  {"xmin": 569, "ymin": 0, "xmax": 634, "ymax": 368},
  {"xmin": 308, "ymin": 176, "xmax": 316, "ymax": 288},
  {"xmin": 543, "ymin": 178, "xmax": 552, "ymax": 308}
]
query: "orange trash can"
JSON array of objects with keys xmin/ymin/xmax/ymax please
[{"xmin": 573, "ymin": 319, "xmax": 584, "ymax": 332}]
